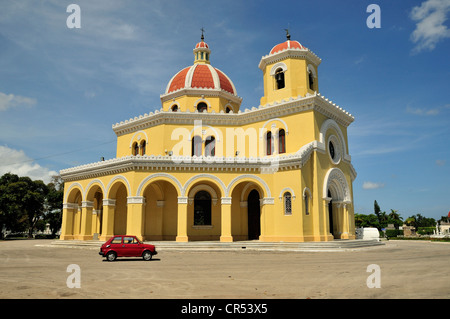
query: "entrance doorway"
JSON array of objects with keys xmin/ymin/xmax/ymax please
[{"xmin": 247, "ymin": 190, "xmax": 260, "ymax": 240}]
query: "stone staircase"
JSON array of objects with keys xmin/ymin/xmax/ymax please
[{"xmin": 44, "ymin": 239, "xmax": 385, "ymax": 252}]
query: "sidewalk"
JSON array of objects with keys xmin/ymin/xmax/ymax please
[{"xmin": 44, "ymin": 238, "xmax": 385, "ymax": 252}]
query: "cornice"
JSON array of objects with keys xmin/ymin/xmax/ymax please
[
  {"xmin": 160, "ymin": 86, "xmax": 243, "ymax": 104},
  {"xmin": 60, "ymin": 141, "xmax": 322, "ymax": 182},
  {"xmin": 112, "ymin": 92, "xmax": 354, "ymax": 136},
  {"xmin": 258, "ymin": 48, "xmax": 322, "ymax": 70}
]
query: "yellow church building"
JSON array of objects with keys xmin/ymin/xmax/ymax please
[{"xmin": 60, "ymin": 32, "xmax": 357, "ymax": 242}]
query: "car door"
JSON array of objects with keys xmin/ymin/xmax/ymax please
[
  {"xmin": 109, "ymin": 236, "xmax": 125, "ymax": 256},
  {"xmin": 122, "ymin": 236, "xmax": 141, "ymax": 257}
]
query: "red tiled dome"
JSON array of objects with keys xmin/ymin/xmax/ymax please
[
  {"xmin": 195, "ymin": 41, "xmax": 209, "ymax": 49},
  {"xmin": 270, "ymin": 40, "xmax": 306, "ymax": 55},
  {"xmin": 165, "ymin": 64, "xmax": 237, "ymax": 95}
]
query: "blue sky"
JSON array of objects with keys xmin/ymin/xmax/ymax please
[{"xmin": 0, "ymin": 0, "xmax": 449, "ymax": 221}]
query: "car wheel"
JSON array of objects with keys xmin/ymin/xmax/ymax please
[
  {"xmin": 142, "ymin": 250, "xmax": 153, "ymax": 261},
  {"xmin": 106, "ymin": 251, "xmax": 116, "ymax": 262}
]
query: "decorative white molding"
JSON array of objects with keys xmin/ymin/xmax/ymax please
[
  {"xmin": 269, "ymin": 62, "xmax": 288, "ymax": 76},
  {"xmin": 127, "ymin": 196, "xmax": 146, "ymax": 204},
  {"xmin": 327, "ymin": 134, "xmax": 342, "ymax": 165},
  {"xmin": 136, "ymin": 173, "xmax": 183, "ymax": 197},
  {"xmin": 278, "ymin": 187, "xmax": 296, "ymax": 201},
  {"xmin": 260, "ymin": 197, "xmax": 274, "ymax": 205},
  {"xmin": 81, "ymin": 201, "xmax": 94, "ymax": 208},
  {"xmin": 64, "ymin": 183, "xmax": 84, "ymax": 202},
  {"xmin": 178, "ymin": 196, "xmax": 188, "ymax": 204},
  {"xmin": 129, "ymin": 130, "xmax": 149, "ymax": 149},
  {"xmin": 112, "ymin": 94, "xmax": 353, "ymax": 137},
  {"xmin": 63, "ymin": 203, "xmax": 79, "ymax": 210},
  {"xmin": 302, "ymin": 187, "xmax": 312, "ymax": 199},
  {"xmin": 226, "ymin": 174, "xmax": 271, "ymax": 198},
  {"xmin": 221, "ymin": 197, "xmax": 232, "ymax": 205},
  {"xmin": 183, "ymin": 173, "xmax": 226, "ymax": 198},
  {"xmin": 259, "ymin": 48, "xmax": 321, "ymax": 71},
  {"xmin": 323, "ymin": 168, "xmax": 351, "ymax": 202},
  {"xmin": 106, "ymin": 175, "xmax": 131, "ymax": 198},
  {"xmin": 102, "ymin": 199, "xmax": 116, "ymax": 207}
]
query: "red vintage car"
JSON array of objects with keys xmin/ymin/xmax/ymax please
[{"xmin": 99, "ymin": 235, "xmax": 157, "ymax": 261}]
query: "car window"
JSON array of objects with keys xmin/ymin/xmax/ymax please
[
  {"xmin": 124, "ymin": 237, "xmax": 137, "ymax": 244},
  {"xmin": 111, "ymin": 237, "xmax": 122, "ymax": 244}
]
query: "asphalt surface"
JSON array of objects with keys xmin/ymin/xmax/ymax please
[{"xmin": 0, "ymin": 239, "xmax": 449, "ymax": 299}]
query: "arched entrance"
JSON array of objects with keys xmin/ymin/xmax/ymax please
[
  {"xmin": 323, "ymin": 168, "xmax": 352, "ymax": 239},
  {"xmin": 247, "ymin": 189, "xmax": 260, "ymax": 240},
  {"xmin": 194, "ymin": 191, "xmax": 212, "ymax": 226}
]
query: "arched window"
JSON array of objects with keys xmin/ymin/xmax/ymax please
[
  {"xmin": 140, "ymin": 140, "xmax": 146, "ymax": 156},
  {"xmin": 194, "ymin": 190, "xmax": 211, "ymax": 225},
  {"xmin": 275, "ymin": 68, "xmax": 285, "ymax": 90},
  {"xmin": 278, "ymin": 129, "xmax": 286, "ymax": 154},
  {"xmin": 171, "ymin": 104, "xmax": 178, "ymax": 112},
  {"xmin": 226, "ymin": 106, "xmax": 232, "ymax": 113},
  {"xmin": 266, "ymin": 131, "xmax": 273, "ymax": 155},
  {"xmin": 197, "ymin": 102, "xmax": 208, "ymax": 112},
  {"xmin": 191, "ymin": 135, "xmax": 202, "ymax": 156},
  {"xmin": 284, "ymin": 192, "xmax": 292, "ymax": 215},
  {"xmin": 303, "ymin": 188, "xmax": 311, "ymax": 215},
  {"xmin": 205, "ymin": 136, "xmax": 215, "ymax": 157},
  {"xmin": 308, "ymin": 71, "xmax": 314, "ymax": 90},
  {"xmin": 132, "ymin": 142, "xmax": 139, "ymax": 156}
]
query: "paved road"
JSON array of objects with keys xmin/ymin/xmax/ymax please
[{"xmin": 0, "ymin": 239, "xmax": 449, "ymax": 299}]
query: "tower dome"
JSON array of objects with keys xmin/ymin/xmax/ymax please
[
  {"xmin": 164, "ymin": 35, "xmax": 237, "ymax": 96},
  {"xmin": 160, "ymin": 33, "xmax": 242, "ymax": 113}
]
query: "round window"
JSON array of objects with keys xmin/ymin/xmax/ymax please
[
  {"xmin": 329, "ymin": 141, "xmax": 335, "ymax": 160},
  {"xmin": 327, "ymin": 135, "xmax": 341, "ymax": 164}
]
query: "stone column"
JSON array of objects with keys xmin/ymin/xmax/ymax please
[
  {"xmin": 100, "ymin": 199, "xmax": 115, "ymax": 241},
  {"xmin": 79, "ymin": 201, "xmax": 94, "ymax": 240},
  {"xmin": 176, "ymin": 196, "xmax": 189, "ymax": 242},
  {"xmin": 259, "ymin": 197, "xmax": 274, "ymax": 241},
  {"xmin": 60, "ymin": 203, "xmax": 78, "ymax": 240},
  {"xmin": 220, "ymin": 197, "xmax": 233, "ymax": 242},
  {"xmin": 126, "ymin": 196, "xmax": 146, "ymax": 242}
]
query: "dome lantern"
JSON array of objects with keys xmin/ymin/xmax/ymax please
[{"xmin": 193, "ymin": 28, "xmax": 211, "ymax": 64}]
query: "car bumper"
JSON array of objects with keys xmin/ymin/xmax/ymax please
[{"xmin": 99, "ymin": 251, "xmax": 105, "ymax": 256}]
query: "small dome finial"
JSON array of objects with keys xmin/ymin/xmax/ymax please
[
  {"xmin": 201, "ymin": 27, "xmax": 205, "ymax": 41},
  {"xmin": 284, "ymin": 28, "xmax": 291, "ymax": 41}
]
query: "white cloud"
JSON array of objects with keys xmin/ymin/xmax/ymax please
[
  {"xmin": 0, "ymin": 92, "xmax": 36, "ymax": 111},
  {"xmin": 406, "ymin": 106, "xmax": 440, "ymax": 115},
  {"xmin": 0, "ymin": 146, "xmax": 57, "ymax": 183},
  {"xmin": 410, "ymin": 0, "xmax": 450, "ymax": 53},
  {"xmin": 363, "ymin": 182, "xmax": 385, "ymax": 190}
]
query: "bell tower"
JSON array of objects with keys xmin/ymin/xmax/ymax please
[{"xmin": 259, "ymin": 31, "xmax": 321, "ymax": 106}]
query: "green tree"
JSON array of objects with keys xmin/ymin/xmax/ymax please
[
  {"xmin": 0, "ymin": 173, "xmax": 28, "ymax": 236},
  {"xmin": 44, "ymin": 175, "xmax": 64, "ymax": 237},
  {"xmin": 387, "ymin": 209, "xmax": 403, "ymax": 229},
  {"xmin": 0, "ymin": 173, "xmax": 50, "ymax": 238}
]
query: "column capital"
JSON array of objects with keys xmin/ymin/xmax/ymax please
[
  {"xmin": 103, "ymin": 199, "xmax": 116, "ymax": 207},
  {"xmin": 127, "ymin": 196, "xmax": 146, "ymax": 205},
  {"xmin": 221, "ymin": 197, "xmax": 232, "ymax": 205},
  {"xmin": 81, "ymin": 201, "xmax": 94, "ymax": 208}
]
